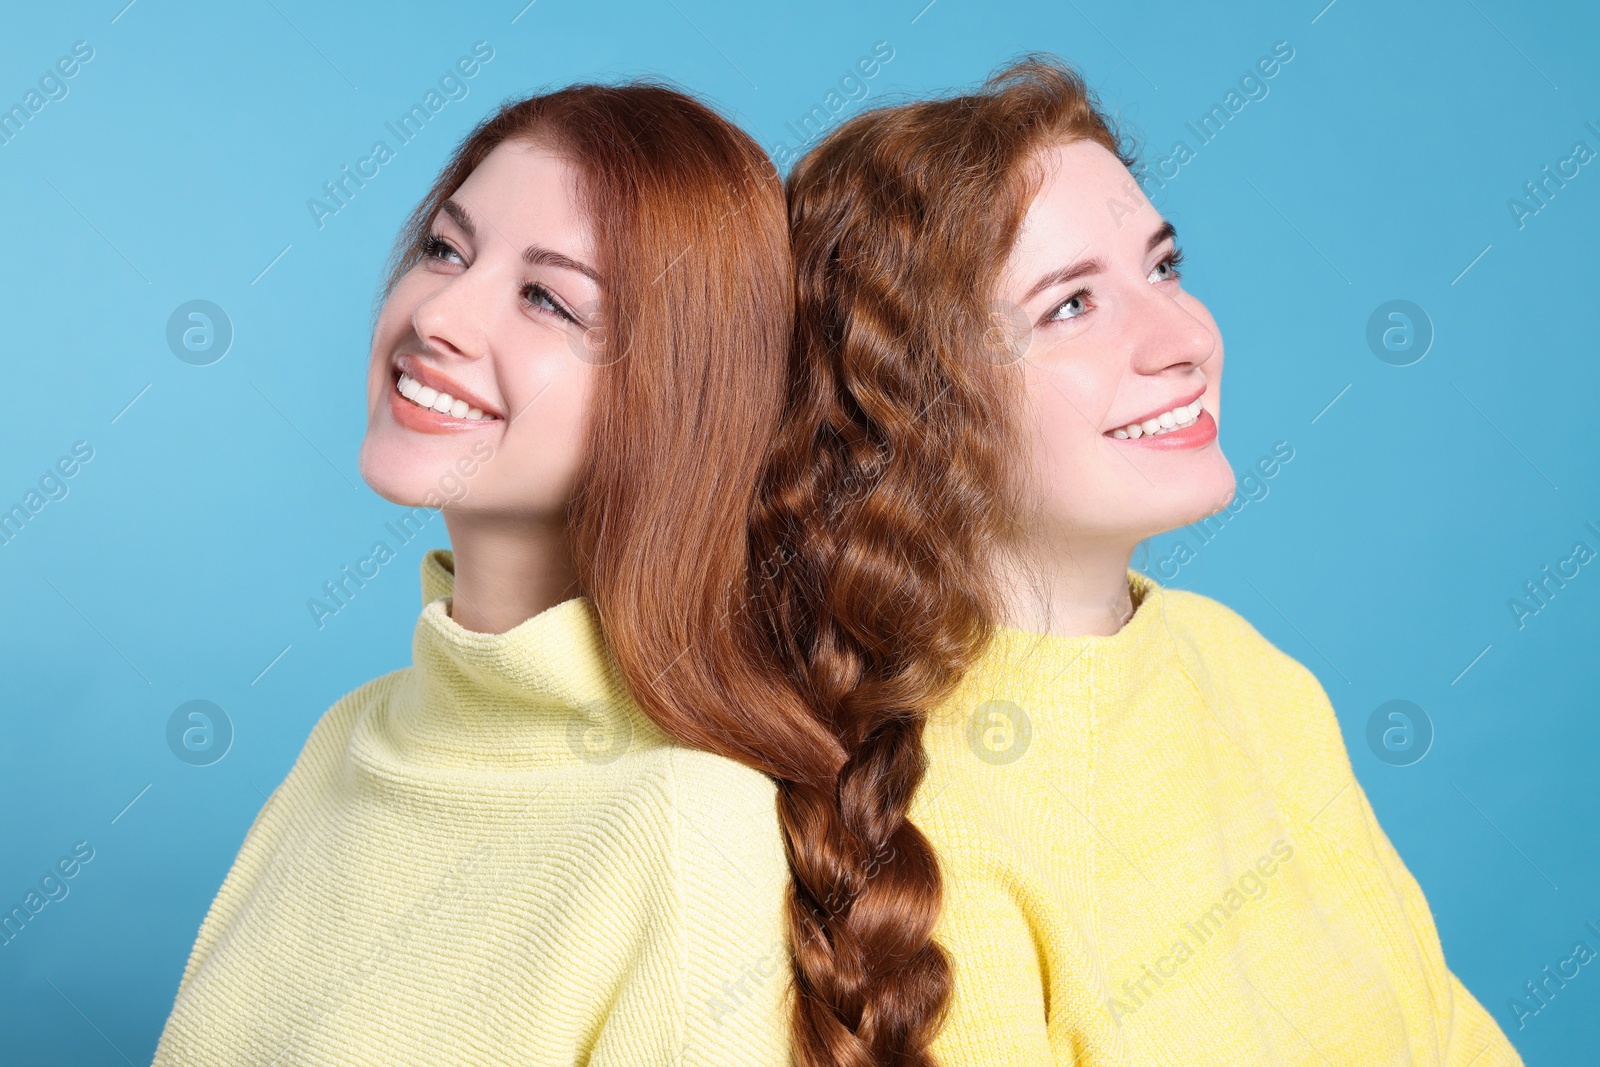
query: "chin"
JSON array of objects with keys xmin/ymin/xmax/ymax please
[
  {"xmin": 1171, "ymin": 467, "xmax": 1238, "ymax": 529},
  {"xmin": 356, "ymin": 436, "xmax": 436, "ymax": 509},
  {"xmin": 1118, "ymin": 465, "xmax": 1235, "ymax": 541}
]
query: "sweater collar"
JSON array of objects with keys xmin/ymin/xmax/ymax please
[
  {"xmin": 957, "ymin": 567, "xmax": 1177, "ymax": 707},
  {"xmin": 384, "ymin": 548, "xmax": 656, "ymax": 772}
]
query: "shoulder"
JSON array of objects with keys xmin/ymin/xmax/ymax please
[
  {"xmin": 1152, "ymin": 583, "xmax": 1355, "ymax": 806},
  {"xmin": 563, "ymin": 742, "xmax": 785, "ymax": 884},
  {"xmin": 658, "ymin": 747, "xmax": 792, "ymax": 1058},
  {"xmin": 1154, "ymin": 583, "xmax": 1291, "ymax": 663},
  {"xmin": 660, "ymin": 746, "xmax": 787, "ymax": 877},
  {"xmin": 664, "ymin": 744, "xmax": 781, "ymax": 807},
  {"xmin": 304, "ymin": 667, "xmax": 411, "ymax": 751},
  {"xmin": 248, "ymin": 667, "xmax": 410, "ymax": 816},
  {"xmin": 1154, "ymin": 583, "xmax": 1333, "ymax": 715},
  {"xmin": 169, "ymin": 668, "xmax": 412, "ymax": 971}
]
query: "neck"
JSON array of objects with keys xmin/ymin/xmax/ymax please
[
  {"xmin": 993, "ymin": 534, "xmax": 1139, "ymax": 638},
  {"xmin": 441, "ymin": 509, "xmax": 582, "ymax": 635}
]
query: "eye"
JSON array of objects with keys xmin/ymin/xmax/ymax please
[
  {"xmin": 420, "ymin": 231, "xmax": 578, "ymax": 325},
  {"xmin": 523, "ymin": 282, "xmax": 576, "ymax": 324},
  {"xmin": 1040, "ymin": 246, "xmax": 1186, "ymax": 327},
  {"xmin": 1149, "ymin": 245, "xmax": 1185, "ymax": 284},
  {"xmin": 1045, "ymin": 288, "xmax": 1092, "ymax": 323},
  {"xmin": 421, "ymin": 232, "xmax": 463, "ymax": 265}
]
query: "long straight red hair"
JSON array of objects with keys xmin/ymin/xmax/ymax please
[{"xmin": 380, "ymin": 80, "xmax": 856, "ymax": 1061}]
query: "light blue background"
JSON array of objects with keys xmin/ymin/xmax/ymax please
[{"xmin": 1, "ymin": 1, "xmax": 1595, "ymax": 1063}]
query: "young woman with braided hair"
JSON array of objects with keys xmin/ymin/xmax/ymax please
[{"xmin": 754, "ymin": 55, "xmax": 1523, "ymax": 1065}]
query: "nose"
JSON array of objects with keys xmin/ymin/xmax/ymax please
[
  {"xmin": 1127, "ymin": 281, "xmax": 1217, "ymax": 374},
  {"xmin": 411, "ymin": 267, "xmax": 492, "ymax": 364}
]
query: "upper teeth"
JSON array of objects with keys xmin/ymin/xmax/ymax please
[
  {"xmin": 397, "ymin": 372, "xmax": 493, "ymax": 420},
  {"xmin": 1109, "ymin": 399, "xmax": 1203, "ymax": 439}
]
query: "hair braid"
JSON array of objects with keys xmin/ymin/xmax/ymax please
[{"xmin": 750, "ymin": 54, "xmax": 1134, "ymax": 1065}]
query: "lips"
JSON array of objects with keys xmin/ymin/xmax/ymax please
[{"xmin": 391, "ymin": 354, "xmax": 503, "ymax": 420}]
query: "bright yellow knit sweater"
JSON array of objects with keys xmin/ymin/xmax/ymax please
[
  {"xmin": 917, "ymin": 567, "xmax": 1522, "ymax": 1065},
  {"xmin": 152, "ymin": 548, "xmax": 794, "ymax": 1066}
]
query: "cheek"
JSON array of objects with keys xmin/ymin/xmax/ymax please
[
  {"xmin": 1201, "ymin": 337, "xmax": 1225, "ymax": 421},
  {"xmin": 1209, "ymin": 353, "xmax": 1224, "ymax": 419},
  {"xmin": 1026, "ymin": 355, "xmax": 1117, "ymax": 438},
  {"xmin": 367, "ymin": 287, "xmax": 421, "ymax": 398},
  {"xmin": 492, "ymin": 356, "xmax": 598, "ymax": 499},
  {"xmin": 1021, "ymin": 359, "xmax": 1121, "ymax": 487}
]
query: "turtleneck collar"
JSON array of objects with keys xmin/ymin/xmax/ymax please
[
  {"xmin": 957, "ymin": 566, "xmax": 1177, "ymax": 705},
  {"xmin": 367, "ymin": 548, "xmax": 663, "ymax": 774}
]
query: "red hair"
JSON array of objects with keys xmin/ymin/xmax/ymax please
[
  {"xmin": 383, "ymin": 79, "xmax": 856, "ymax": 1061},
  {"xmin": 749, "ymin": 55, "xmax": 1134, "ymax": 1064}
]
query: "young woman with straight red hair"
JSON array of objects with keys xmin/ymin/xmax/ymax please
[
  {"xmin": 150, "ymin": 81, "xmax": 854, "ymax": 1066},
  {"xmin": 752, "ymin": 55, "xmax": 1524, "ymax": 1065}
]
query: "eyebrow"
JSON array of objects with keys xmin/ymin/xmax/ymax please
[
  {"xmin": 1021, "ymin": 220, "xmax": 1179, "ymax": 304},
  {"xmin": 438, "ymin": 199, "xmax": 602, "ymax": 285}
]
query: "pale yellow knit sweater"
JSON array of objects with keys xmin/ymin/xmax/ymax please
[
  {"xmin": 917, "ymin": 566, "xmax": 1522, "ymax": 1065},
  {"xmin": 155, "ymin": 549, "xmax": 1523, "ymax": 1066},
  {"xmin": 151, "ymin": 548, "xmax": 793, "ymax": 1066}
]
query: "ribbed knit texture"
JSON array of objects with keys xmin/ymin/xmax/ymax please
[
  {"xmin": 918, "ymin": 567, "xmax": 1522, "ymax": 1065},
  {"xmin": 151, "ymin": 548, "xmax": 794, "ymax": 1066}
]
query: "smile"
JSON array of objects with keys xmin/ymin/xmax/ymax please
[
  {"xmin": 1107, "ymin": 398, "xmax": 1203, "ymax": 439},
  {"xmin": 395, "ymin": 371, "xmax": 497, "ymax": 421}
]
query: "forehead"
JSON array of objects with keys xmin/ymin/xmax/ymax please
[
  {"xmin": 1010, "ymin": 140, "xmax": 1157, "ymax": 262},
  {"xmin": 450, "ymin": 139, "xmax": 594, "ymax": 256}
]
